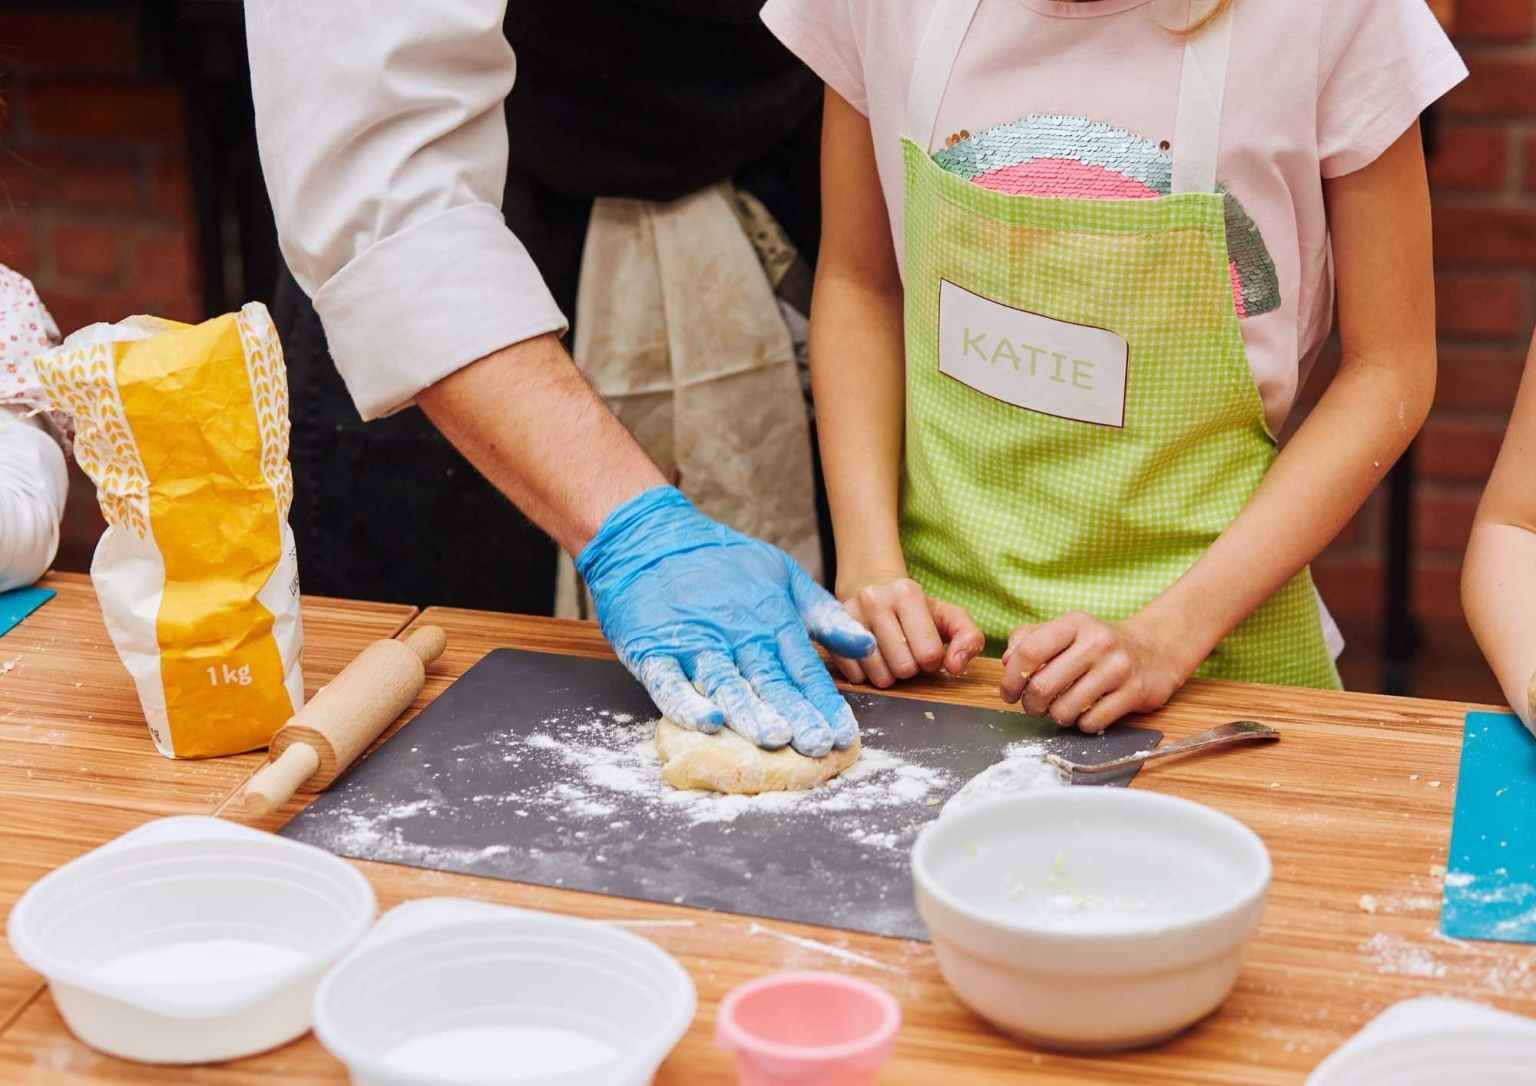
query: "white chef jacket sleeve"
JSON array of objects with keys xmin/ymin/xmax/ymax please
[
  {"xmin": 245, "ymin": 1, "xmax": 568, "ymax": 421},
  {"xmin": 0, "ymin": 407, "xmax": 67, "ymax": 594}
]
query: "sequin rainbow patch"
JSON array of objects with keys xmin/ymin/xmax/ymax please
[{"xmin": 933, "ymin": 114, "xmax": 1280, "ymax": 319}]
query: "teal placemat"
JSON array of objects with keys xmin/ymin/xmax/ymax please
[
  {"xmin": 1441, "ymin": 712, "xmax": 1536, "ymax": 944},
  {"xmin": 0, "ymin": 585, "xmax": 55, "ymax": 638}
]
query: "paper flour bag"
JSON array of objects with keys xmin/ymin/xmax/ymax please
[{"xmin": 35, "ymin": 303, "xmax": 303, "ymax": 757}]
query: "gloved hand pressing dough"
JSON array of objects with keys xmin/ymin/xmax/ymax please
[{"xmin": 577, "ymin": 487, "xmax": 876, "ymax": 757}]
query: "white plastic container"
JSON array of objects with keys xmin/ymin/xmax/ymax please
[
  {"xmin": 6, "ymin": 815, "xmax": 376, "ymax": 1063},
  {"xmin": 911, "ymin": 788, "xmax": 1270, "ymax": 1053},
  {"xmin": 1308, "ymin": 997, "xmax": 1536, "ymax": 1084},
  {"xmin": 313, "ymin": 898, "xmax": 696, "ymax": 1086}
]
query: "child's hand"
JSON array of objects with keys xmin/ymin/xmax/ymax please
[
  {"xmin": 836, "ymin": 576, "xmax": 985, "ymax": 687},
  {"xmin": 1000, "ymin": 612, "xmax": 1189, "ymax": 733}
]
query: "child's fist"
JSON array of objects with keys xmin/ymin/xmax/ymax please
[
  {"xmin": 1000, "ymin": 611, "xmax": 1186, "ymax": 733},
  {"xmin": 835, "ymin": 576, "xmax": 985, "ymax": 688}
]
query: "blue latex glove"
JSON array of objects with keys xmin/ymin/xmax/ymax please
[{"xmin": 576, "ymin": 487, "xmax": 876, "ymax": 757}]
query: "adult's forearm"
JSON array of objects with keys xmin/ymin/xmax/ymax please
[
  {"xmin": 417, "ymin": 333, "xmax": 668, "ymax": 555},
  {"xmin": 808, "ymin": 274, "xmax": 908, "ymax": 594}
]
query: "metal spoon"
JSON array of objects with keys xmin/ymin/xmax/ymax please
[{"xmin": 1045, "ymin": 720, "xmax": 1280, "ymax": 775}]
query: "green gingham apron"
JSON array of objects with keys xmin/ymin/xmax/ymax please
[{"xmin": 899, "ymin": 0, "xmax": 1340, "ymax": 688}]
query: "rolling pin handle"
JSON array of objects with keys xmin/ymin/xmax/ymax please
[
  {"xmin": 243, "ymin": 741, "xmax": 322, "ymax": 817},
  {"xmin": 401, "ymin": 625, "xmax": 447, "ymax": 667}
]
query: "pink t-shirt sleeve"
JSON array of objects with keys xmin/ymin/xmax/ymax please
[
  {"xmin": 761, "ymin": 0, "xmax": 870, "ymax": 115},
  {"xmin": 1316, "ymin": 0, "xmax": 1467, "ymax": 179}
]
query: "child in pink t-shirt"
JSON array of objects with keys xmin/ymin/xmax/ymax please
[
  {"xmin": 0, "ymin": 265, "xmax": 68, "ymax": 592},
  {"xmin": 763, "ymin": 0, "xmax": 1463, "ymax": 728}
]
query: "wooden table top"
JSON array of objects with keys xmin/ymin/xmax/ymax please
[
  {"xmin": 0, "ymin": 574, "xmax": 417, "ymax": 1044},
  {"xmin": 0, "ymin": 584, "xmax": 1529, "ymax": 1084}
]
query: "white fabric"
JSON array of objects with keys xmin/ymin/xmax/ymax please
[
  {"xmin": 0, "ymin": 408, "xmax": 67, "ymax": 593},
  {"xmin": 906, "ymin": 0, "xmax": 983, "ymax": 153},
  {"xmin": 1168, "ymin": 0, "xmax": 1232, "ymax": 195},
  {"xmin": 245, "ymin": 1, "xmax": 568, "ymax": 421},
  {"xmin": 0, "ymin": 264, "xmax": 67, "ymax": 592}
]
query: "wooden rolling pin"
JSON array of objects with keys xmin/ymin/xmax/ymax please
[{"xmin": 243, "ymin": 625, "xmax": 447, "ymax": 816}]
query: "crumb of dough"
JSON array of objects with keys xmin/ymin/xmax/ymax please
[
  {"xmin": 924, "ymin": 711, "xmax": 935, "ymax": 720},
  {"xmin": 1409, "ymin": 774, "xmax": 1419, "ymax": 781},
  {"xmin": 925, "ymin": 798, "xmax": 941, "ymax": 807},
  {"xmin": 1358, "ymin": 895, "xmax": 1378, "ymax": 914},
  {"xmin": 1430, "ymin": 863, "xmax": 1447, "ymax": 878},
  {"xmin": 1429, "ymin": 780, "xmax": 1441, "ymax": 788},
  {"xmin": 964, "ymin": 843, "xmax": 979, "ymax": 858}
]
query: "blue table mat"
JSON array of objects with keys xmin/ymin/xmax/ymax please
[
  {"xmin": 1441, "ymin": 711, "xmax": 1536, "ymax": 944},
  {"xmin": 0, "ymin": 585, "xmax": 55, "ymax": 639}
]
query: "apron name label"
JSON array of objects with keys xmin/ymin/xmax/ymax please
[{"xmin": 937, "ymin": 279, "xmax": 1128, "ymax": 428}]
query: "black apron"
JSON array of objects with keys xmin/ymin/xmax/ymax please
[{"xmin": 276, "ymin": 0, "xmax": 824, "ymax": 612}]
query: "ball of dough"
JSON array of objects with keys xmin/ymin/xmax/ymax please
[{"xmin": 654, "ymin": 718, "xmax": 860, "ymax": 794}]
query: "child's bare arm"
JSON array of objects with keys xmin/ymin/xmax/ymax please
[
  {"xmin": 1005, "ymin": 123, "xmax": 1438, "ymax": 729},
  {"xmin": 1463, "ymin": 336, "xmax": 1536, "ymax": 730},
  {"xmin": 812, "ymin": 88, "xmax": 984, "ymax": 686}
]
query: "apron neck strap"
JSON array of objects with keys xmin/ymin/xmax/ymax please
[
  {"xmin": 905, "ymin": 0, "xmax": 1233, "ymax": 195},
  {"xmin": 1169, "ymin": 0, "xmax": 1233, "ymax": 194},
  {"xmin": 906, "ymin": 0, "xmax": 985, "ymax": 158}
]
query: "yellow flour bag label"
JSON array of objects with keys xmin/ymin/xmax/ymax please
[{"xmin": 35, "ymin": 304, "xmax": 303, "ymax": 757}]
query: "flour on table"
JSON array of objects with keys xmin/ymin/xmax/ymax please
[{"xmin": 1362, "ymin": 933, "xmax": 1447, "ymax": 978}]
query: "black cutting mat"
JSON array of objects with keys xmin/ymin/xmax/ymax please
[{"xmin": 281, "ymin": 648, "xmax": 1161, "ymax": 941}]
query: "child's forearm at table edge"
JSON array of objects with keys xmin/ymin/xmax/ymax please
[
  {"xmin": 1462, "ymin": 340, "xmax": 1536, "ymax": 727},
  {"xmin": 1134, "ymin": 354, "xmax": 1434, "ymax": 680},
  {"xmin": 1464, "ymin": 524, "xmax": 1536, "ymax": 727},
  {"xmin": 809, "ymin": 273, "xmax": 909, "ymax": 597},
  {"xmin": 812, "ymin": 86, "xmax": 912, "ymax": 600}
]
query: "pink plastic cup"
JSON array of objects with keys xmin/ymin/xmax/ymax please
[{"xmin": 715, "ymin": 972, "xmax": 902, "ymax": 1085}]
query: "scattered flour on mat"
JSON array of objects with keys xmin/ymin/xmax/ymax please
[
  {"xmin": 307, "ymin": 713, "xmax": 956, "ymax": 859},
  {"xmin": 522, "ymin": 720, "xmax": 953, "ymax": 839},
  {"xmin": 309, "ymin": 810, "xmax": 515, "ymax": 869}
]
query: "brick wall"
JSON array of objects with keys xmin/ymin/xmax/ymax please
[
  {"xmin": 1, "ymin": 2, "xmax": 1532, "ymax": 698},
  {"xmin": 0, "ymin": 6, "xmax": 197, "ymax": 335},
  {"xmin": 0, "ymin": 4, "xmax": 196, "ymax": 571}
]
